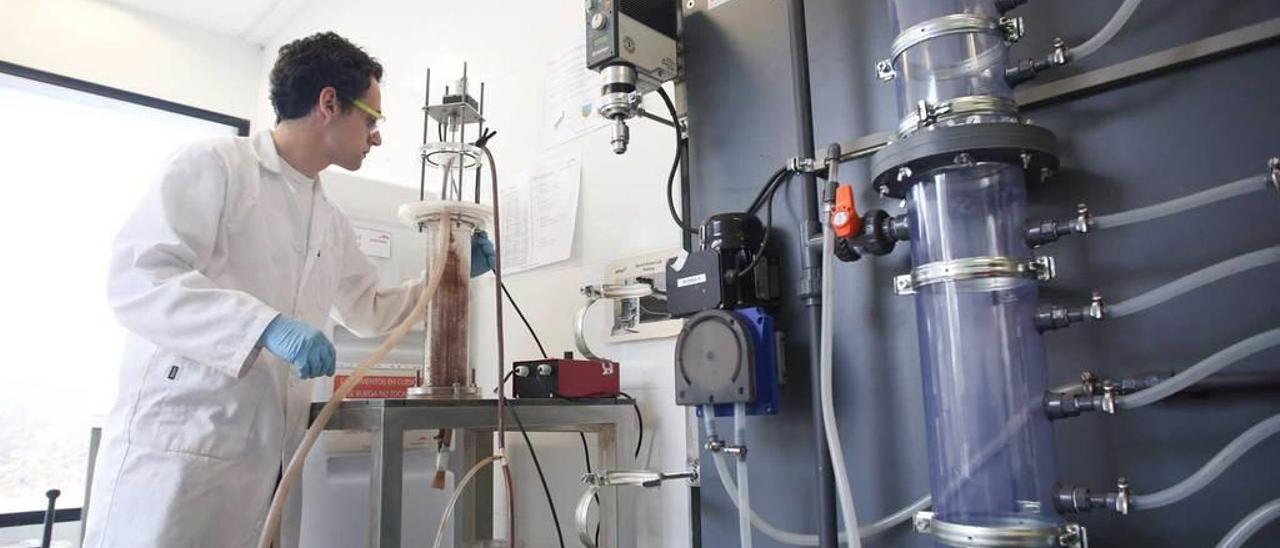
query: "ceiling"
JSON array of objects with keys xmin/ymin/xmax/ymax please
[{"xmin": 104, "ymin": 0, "xmax": 307, "ymax": 45}]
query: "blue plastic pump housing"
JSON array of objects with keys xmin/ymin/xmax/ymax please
[{"xmin": 699, "ymin": 307, "xmax": 781, "ymax": 418}]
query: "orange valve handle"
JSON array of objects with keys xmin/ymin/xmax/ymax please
[{"xmin": 831, "ymin": 184, "xmax": 861, "ymax": 239}]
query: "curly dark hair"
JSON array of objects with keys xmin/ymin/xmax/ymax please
[{"xmin": 269, "ymin": 32, "xmax": 383, "ymax": 122}]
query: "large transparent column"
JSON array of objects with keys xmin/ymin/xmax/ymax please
[{"xmin": 907, "ymin": 163, "xmax": 1061, "ymax": 528}]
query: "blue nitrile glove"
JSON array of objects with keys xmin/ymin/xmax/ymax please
[
  {"xmin": 471, "ymin": 231, "xmax": 497, "ymax": 277},
  {"xmin": 259, "ymin": 315, "xmax": 336, "ymax": 379}
]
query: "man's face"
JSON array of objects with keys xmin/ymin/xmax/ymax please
[{"xmin": 323, "ymin": 77, "xmax": 383, "ymax": 171}]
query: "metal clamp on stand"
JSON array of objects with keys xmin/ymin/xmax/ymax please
[
  {"xmin": 576, "ymin": 469, "xmax": 698, "ymax": 548},
  {"xmin": 575, "ymin": 283, "xmax": 654, "ymax": 360},
  {"xmin": 894, "ymin": 255, "xmax": 1056, "ymax": 295},
  {"xmin": 914, "ymin": 511, "xmax": 1088, "ymax": 548}
]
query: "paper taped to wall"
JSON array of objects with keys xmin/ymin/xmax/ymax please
[
  {"xmin": 499, "ymin": 151, "xmax": 582, "ymax": 274},
  {"xmin": 541, "ymin": 43, "xmax": 610, "ymax": 149}
]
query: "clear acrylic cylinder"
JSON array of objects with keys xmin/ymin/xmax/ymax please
[
  {"xmin": 399, "ymin": 200, "xmax": 492, "ymax": 398},
  {"xmin": 887, "ymin": 0, "xmax": 1015, "ymax": 126},
  {"xmin": 906, "ymin": 163, "xmax": 1062, "ymax": 528}
]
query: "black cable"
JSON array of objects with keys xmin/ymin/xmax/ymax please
[
  {"xmin": 747, "ymin": 167, "xmax": 788, "ymax": 215},
  {"xmin": 655, "ymin": 87, "xmax": 698, "ymax": 235},
  {"xmin": 506, "ymin": 403, "xmax": 566, "ymax": 548},
  {"xmin": 617, "ymin": 391, "xmax": 644, "ymax": 460},
  {"xmin": 736, "ymin": 170, "xmax": 791, "ymax": 280},
  {"xmin": 500, "ymin": 281, "xmax": 547, "ymax": 359}
]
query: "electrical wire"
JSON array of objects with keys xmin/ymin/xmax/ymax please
[
  {"xmin": 506, "ymin": 403, "xmax": 566, "ymax": 548},
  {"xmin": 735, "ymin": 170, "xmax": 792, "ymax": 280},
  {"xmin": 500, "ymin": 281, "xmax": 548, "ymax": 359},
  {"xmin": 617, "ymin": 391, "xmax": 644, "ymax": 460},
  {"xmin": 655, "ymin": 86, "xmax": 698, "ymax": 235}
]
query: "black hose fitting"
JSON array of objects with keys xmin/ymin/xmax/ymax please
[
  {"xmin": 1055, "ymin": 480, "xmax": 1130, "ymax": 514},
  {"xmin": 995, "ymin": 0, "xmax": 1028, "ymax": 14},
  {"xmin": 1006, "ymin": 38, "xmax": 1070, "ymax": 87},
  {"xmin": 856, "ymin": 210, "xmax": 909, "ymax": 257},
  {"xmin": 1026, "ymin": 204, "xmax": 1091, "ymax": 248}
]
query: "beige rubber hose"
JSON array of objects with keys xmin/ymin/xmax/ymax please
[{"xmin": 256, "ymin": 211, "xmax": 453, "ymax": 548}]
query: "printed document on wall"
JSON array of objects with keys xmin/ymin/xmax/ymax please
[
  {"xmin": 499, "ymin": 151, "xmax": 581, "ymax": 273},
  {"xmin": 540, "ymin": 43, "xmax": 609, "ymax": 149}
]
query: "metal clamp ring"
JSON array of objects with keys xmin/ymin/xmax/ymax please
[
  {"xmin": 575, "ymin": 484, "xmax": 601, "ymax": 548},
  {"xmin": 878, "ymin": 14, "xmax": 1024, "ymax": 81},
  {"xmin": 914, "ymin": 512, "xmax": 1087, "ymax": 548},
  {"xmin": 894, "ymin": 255, "xmax": 1056, "ymax": 295},
  {"xmin": 898, "ymin": 95, "xmax": 1020, "ymax": 137}
]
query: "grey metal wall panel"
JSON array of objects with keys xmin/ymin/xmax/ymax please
[{"xmin": 682, "ymin": 0, "xmax": 1280, "ymax": 546}]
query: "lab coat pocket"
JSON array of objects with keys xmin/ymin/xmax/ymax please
[{"xmin": 133, "ymin": 351, "xmax": 268, "ymax": 460}]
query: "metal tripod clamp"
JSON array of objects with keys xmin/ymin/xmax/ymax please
[
  {"xmin": 575, "ymin": 469, "xmax": 699, "ymax": 547},
  {"xmin": 574, "ymin": 283, "xmax": 654, "ymax": 361}
]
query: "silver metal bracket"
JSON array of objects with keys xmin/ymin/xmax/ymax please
[
  {"xmin": 876, "ymin": 59, "xmax": 897, "ymax": 81},
  {"xmin": 1074, "ymin": 203, "xmax": 1092, "ymax": 233},
  {"xmin": 914, "ymin": 511, "xmax": 1088, "ymax": 548},
  {"xmin": 1269, "ymin": 157, "xmax": 1279, "ymax": 192},
  {"xmin": 788, "ymin": 157, "xmax": 817, "ymax": 173},
  {"xmin": 1100, "ymin": 384, "xmax": 1118, "ymax": 414},
  {"xmin": 894, "ymin": 255, "xmax": 1057, "ymax": 295},
  {"xmin": 1114, "ymin": 477, "xmax": 1131, "ymax": 515},
  {"xmin": 1000, "ymin": 16, "xmax": 1026, "ymax": 43}
]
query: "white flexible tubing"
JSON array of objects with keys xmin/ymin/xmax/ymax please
[
  {"xmin": 1070, "ymin": 0, "xmax": 1144, "ymax": 61},
  {"xmin": 432, "ymin": 454, "xmax": 505, "ymax": 548},
  {"xmin": 1118, "ymin": 328, "xmax": 1280, "ymax": 410},
  {"xmin": 1092, "ymin": 173, "xmax": 1271, "ymax": 230},
  {"xmin": 735, "ymin": 403, "xmax": 753, "ymax": 548},
  {"xmin": 702, "ymin": 428, "xmax": 927, "ymax": 544},
  {"xmin": 256, "ymin": 213, "xmax": 454, "ymax": 548},
  {"xmin": 1132, "ymin": 413, "xmax": 1280, "ymax": 510},
  {"xmin": 819, "ymin": 220, "xmax": 863, "ymax": 548},
  {"xmin": 1106, "ymin": 246, "xmax": 1280, "ymax": 318},
  {"xmin": 1216, "ymin": 497, "xmax": 1280, "ymax": 548}
]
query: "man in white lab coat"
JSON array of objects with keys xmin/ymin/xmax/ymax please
[{"xmin": 82, "ymin": 32, "xmax": 493, "ymax": 547}]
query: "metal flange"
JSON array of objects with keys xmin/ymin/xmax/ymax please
[
  {"xmin": 914, "ymin": 512, "xmax": 1087, "ymax": 548},
  {"xmin": 894, "ymin": 255, "xmax": 1055, "ymax": 295},
  {"xmin": 870, "ymin": 122, "xmax": 1059, "ymax": 198}
]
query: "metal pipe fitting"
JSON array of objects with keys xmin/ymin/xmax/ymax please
[
  {"xmin": 1026, "ymin": 203, "xmax": 1091, "ymax": 247},
  {"xmin": 1036, "ymin": 292, "xmax": 1105, "ymax": 332}
]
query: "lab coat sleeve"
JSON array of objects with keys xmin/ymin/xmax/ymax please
[
  {"xmin": 107, "ymin": 144, "xmax": 279, "ymax": 378},
  {"xmin": 329, "ymin": 216, "xmax": 426, "ymax": 337}
]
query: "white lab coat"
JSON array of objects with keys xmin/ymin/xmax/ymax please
[{"xmin": 83, "ymin": 131, "xmax": 425, "ymax": 548}]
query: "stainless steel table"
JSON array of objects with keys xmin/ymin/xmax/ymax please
[{"xmin": 311, "ymin": 398, "xmax": 637, "ymax": 548}]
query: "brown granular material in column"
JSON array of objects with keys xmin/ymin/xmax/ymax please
[{"xmin": 428, "ymin": 239, "xmax": 470, "ymax": 387}]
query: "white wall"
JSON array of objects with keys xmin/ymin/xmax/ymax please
[
  {"xmin": 0, "ymin": 0, "xmax": 263, "ymax": 120},
  {"xmin": 257, "ymin": 2, "xmax": 690, "ymax": 546}
]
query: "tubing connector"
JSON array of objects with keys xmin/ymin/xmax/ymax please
[
  {"xmin": 1045, "ymin": 369, "xmax": 1175, "ymax": 420},
  {"xmin": 705, "ymin": 435, "xmax": 748, "ymax": 460},
  {"xmin": 1027, "ymin": 204, "xmax": 1092, "ymax": 247},
  {"xmin": 1036, "ymin": 292, "xmax": 1105, "ymax": 332},
  {"xmin": 1006, "ymin": 38, "xmax": 1071, "ymax": 87},
  {"xmin": 1056, "ymin": 478, "xmax": 1131, "ymax": 515}
]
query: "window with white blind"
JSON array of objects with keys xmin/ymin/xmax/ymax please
[{"xmin": 0, "ymin": 61, "xmax": 247, "ymax": 528}]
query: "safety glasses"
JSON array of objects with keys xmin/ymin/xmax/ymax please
[{"xmin": 351, "ymin": 98, "xmax": 385, "ymax": 135}]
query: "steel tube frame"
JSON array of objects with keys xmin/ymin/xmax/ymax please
[{"xmin": 311, "ymin": 399, "xmax": 636, "ymax": 548}]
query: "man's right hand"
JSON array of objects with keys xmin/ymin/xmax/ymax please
[{"xmin": 259, "ymin": 315, "xmax": 336, "ymax": 379}]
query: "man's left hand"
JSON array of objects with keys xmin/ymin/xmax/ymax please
[{"xmin": 471, "ymin": 231, "xmax": 496, "ymax": 277}]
